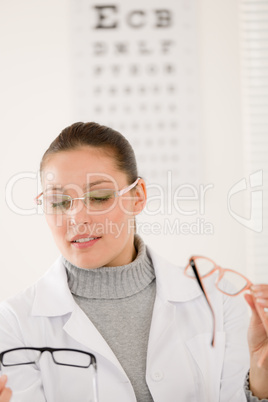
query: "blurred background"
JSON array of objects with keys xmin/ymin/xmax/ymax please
[{"xmin": 1, "ymin": 0, "xmax": 267, "ymax": 301}]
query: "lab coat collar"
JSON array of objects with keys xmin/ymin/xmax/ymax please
[
  {"xmin": 31, "ymin": 256, "xmax": 75, "ymax": 317},
  {"xmin": 31, "ymin": 246, "xmax": 202, "ymax": 317},
  {"xmin": 146, "ymin": 245, "xmax": 202, "ymax": 302},
  {"xmin": 31, "ymin": 256, "xmax": 131, "ymax": 379}
]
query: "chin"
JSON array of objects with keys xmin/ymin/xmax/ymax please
[{"xmin": 72, "ymin": 253, "xmax": 105, "ymax": 270}]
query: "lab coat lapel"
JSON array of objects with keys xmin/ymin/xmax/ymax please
[
  {"xmin": 145, "ymin": 248, "xmax": 203, "ymax": 401},
  {"xmin": 62, "ymin": 303, "xmax": 128, "ymax": 378},
  {"xmin": 146, "ymin": 291, "xmax": 176, "ymax": 362},
  {"xmin": 31, "ymin": 256, "xmax": 130, "ymax": 379},
  {"xmin": 147, "ymin": 246, "xmax": 203, "ymax": 303},
  {"xmin": 145, "ymin": 246, "xmax": 203, "ymax": 360}
]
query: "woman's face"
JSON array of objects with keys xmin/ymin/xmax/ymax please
[{"xmin": 41, "ymin": 146, "xmax": 146, "ymax": 269}]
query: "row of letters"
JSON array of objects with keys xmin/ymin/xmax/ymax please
[
  {"xmin": 93, "ymin": 6, "xmax": 173, "ymax": 29},
  {"xmin": 91, "ymin": 40, "xmax": 175, "ymax": 56}
]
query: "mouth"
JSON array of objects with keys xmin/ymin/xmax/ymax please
[
  {"xmin": 71, "ymin": 237, "xmax": 100, "ymax": 243},
  {"xmin": 70, "ymin": 236, "xmax": 102, "ymax": 249}
]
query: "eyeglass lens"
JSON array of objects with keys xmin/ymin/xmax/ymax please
[
  {"xmin": 187, "ymin": 257, "xmax": 248, "ymax": 295},
  {"xmin": 42, "ymin": 189, "xmax": 116, "ymax": 213},
  {"xmin": 2, "ymin": 348, "xmax": 40, "ymax": 366},
  {"xmin": 52, "ymin": 350, "xmax": 92, "ymax": 367}
]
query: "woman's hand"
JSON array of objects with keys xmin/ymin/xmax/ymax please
[
  {"xmin": 244, "ymin": 285, "xmax": 268, "ymax": 399},
  {"xmin": 0, "ymin": 376, "xmax": 12, "ymax": 402}
]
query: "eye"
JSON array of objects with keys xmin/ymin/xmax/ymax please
[
  {"xmin": 52, "ymin": 199, "xmax": 71, "ymax": 209},
  {"xmin": 85, "ymin": 190, "xmax": 114, "ymax": 204},
  {"xmin": 45, "ymin": 195, "xmax": 71, "ymax": 210}
]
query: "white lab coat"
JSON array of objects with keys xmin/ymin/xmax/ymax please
[{"xmin": 0, "ymin": 246, "xmax": 250, "ymax": 402}]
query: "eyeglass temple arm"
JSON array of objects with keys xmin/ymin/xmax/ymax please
[
  {"xmin": 90, "ymin": 361, "xmax": 99, "ymax": 402},
  {"xmin": 190, "ymin": 259, "xmax": 216, "ymax": 347},
  {"xmin": 34, "ymin": 192, "xmax": 43, "ymax": 205},
  {"xmin": 117, "ymin": 178, "xmax": 140, "ymax": 196}
]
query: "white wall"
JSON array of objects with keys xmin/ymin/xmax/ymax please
[
  {"xmin": 0, "ymin": 0, "xmax": 249, "ymax": 301},
  {"xmin": 142, "ymin": 0, "xmax": 247, "ymax": 269},
  {"xmin": 0, "ymin": 0, "xmax": 73, "ymax": 299}
]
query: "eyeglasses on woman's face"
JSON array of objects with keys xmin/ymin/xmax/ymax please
[
  {"xmin": 184, "ymin": 256, "xmax": 253, "ymax": 347},
  {"xmin": 34, "ymin": 177, "xmax": 140, "ymax": 215}
]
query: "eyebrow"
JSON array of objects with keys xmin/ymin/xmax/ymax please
[
  {"xmin": 44, "ymin": 180, "xmax": 113, "ymax": 193},
  {"xmin": 83, "ymin": 180, "xmax": 113, "ymax": 191}
]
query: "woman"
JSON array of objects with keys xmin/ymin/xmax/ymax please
[{"xmin": 0, "ymin": 122, "xmax": 267, "ymax": 401}]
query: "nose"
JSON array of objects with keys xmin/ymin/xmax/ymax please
[{"xmin": 68, "ymin": 197, "xmax": 92, "ymax": 224}]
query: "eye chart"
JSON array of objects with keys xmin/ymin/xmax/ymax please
[{"xmin": 70, "ymin": 0, "xmax": 202, "ymax": 191}]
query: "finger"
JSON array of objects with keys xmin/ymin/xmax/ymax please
[
  {"xmin": 255, "ymin": 298, "xmax": 268, "ymax": 308},
  {"xmin": 244, "ymin": 293, "xmax": 257, "ymax": 313},
  {"xmin": 251, "ymin": 284, "xmax": 268, "ymax": 297},
  {"xmin": 249, "ymin": 286, "xmax": 268, "ymax": 309},
  {"xmin": 0, "ymin": 376, "xmax": 7, "ymax": 393},
  {"xmin": 0, "ymin": 387, "xmax": 12, "ymax": 402}
]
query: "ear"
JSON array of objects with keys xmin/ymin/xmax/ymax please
[{"xmin": 132, "ymin": 178, "xmax": 147, "ymax": 216}]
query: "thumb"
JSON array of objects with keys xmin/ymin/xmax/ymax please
[
  {"xmin": 0, "ymin": 375, "xmax": 7, "ymax": 393},
  {"xmin": 244, "ymin": 293, "xmax": 257, "ymax": 312}
]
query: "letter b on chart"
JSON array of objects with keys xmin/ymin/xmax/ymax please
[{"xmin": 227, "ymin": 170, "xmax": 263, "ymax": 233}]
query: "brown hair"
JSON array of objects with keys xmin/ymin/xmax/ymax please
[{"xmin": 40, "ymin": 122, "xmax": 139, "ymax": 183}]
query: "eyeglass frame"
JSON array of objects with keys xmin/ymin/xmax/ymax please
[
  {"xmin": 34, "ymin": 177, "xmax": 141, "ymax": 214},
  {"xmin": 184, "ymin": 255, "xmax": 253, "ymax": 347},
  {"xmin": 0, "ymin": 347, "xmax": 98, "ymax": 401},
  {"xmin": 0, "ymin": 346, "xmax": 97, "ymax": 369}
]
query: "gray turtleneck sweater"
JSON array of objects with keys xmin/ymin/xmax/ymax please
[{"xmin": 63, "ymin": 234, "xmax": 155, "ymax": 402}]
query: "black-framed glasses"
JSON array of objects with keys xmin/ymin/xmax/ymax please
[{"xmin": 0, "ymin": 347, "xmax": 98, "ymax": 401}]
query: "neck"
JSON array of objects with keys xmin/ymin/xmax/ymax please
[
  {"xmin": 63, "ymin": 234, "xmax": 155, "ymax": 299},
  {"xmin": 104, "ymin": 233, "xmax": 137, "ymax": 267}
]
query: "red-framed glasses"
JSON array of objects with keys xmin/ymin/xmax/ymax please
[{"xmin": 184, "ymin": 256, "xmax": 253, "ymax": 347}]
